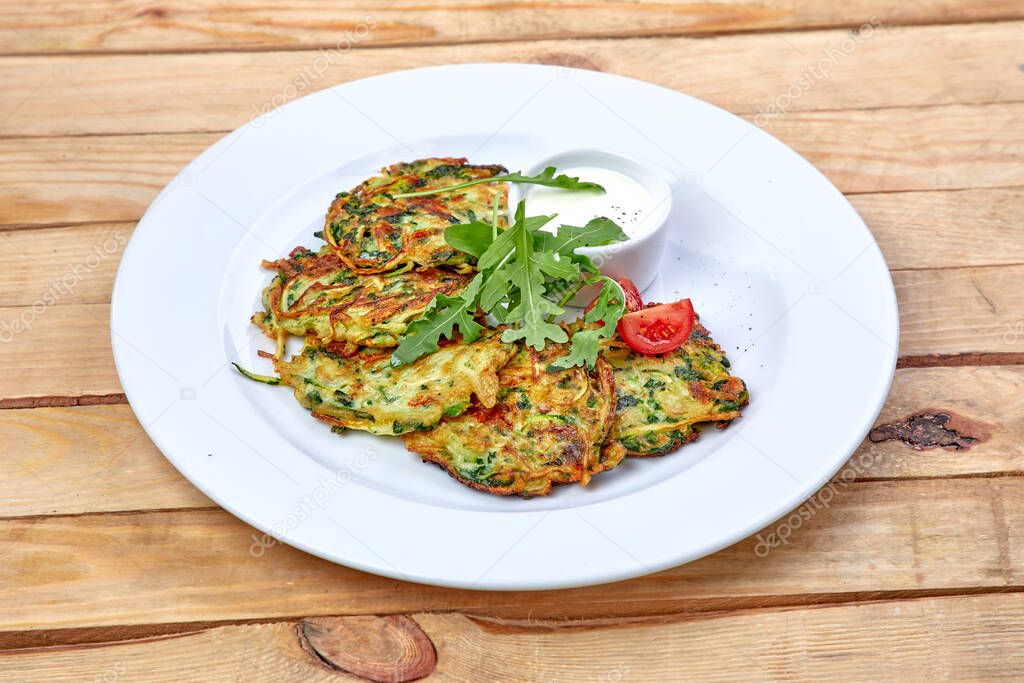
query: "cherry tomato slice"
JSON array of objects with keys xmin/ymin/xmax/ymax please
[
  {"xmin": 617, "ymin": 299, "xmax": 695, "ymax": 355},
  {"xmin": 585, "ymin": 277, "xmax": 644, "ymax": 315}
]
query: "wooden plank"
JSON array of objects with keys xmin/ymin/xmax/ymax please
[
  {"xmin": 0, "ymin": 364, "xmax": 1020, "ymax": 517},
  {"xmin": 0, "ymin": 223, "xmax": 130, "ymax": 307},
  {"xmin": 0, "ymin": 303, "xmax": 118, "ymax": 399},
  {"xmin": 860, "ymin": 365, "xmax": 1024, "ymax": 479},
  {"xmin": 894, "ymin": 265, "xmax": 1024, "ymax": 358},
  {"xmin": 1, "ymin": 0, "xmax": 1021, "ymax": 55},
  {"xmin": 0, "ymin": 404, "xmax": 212, "ymax": 517},
  {"xmin": 0, "ymin": 477, "xmax": 1020, "ymax": 630},
  {"xmin": 2, "ymin": 594, "xmax": 1023, "ymax": 680},
  {"xmin": 2, "ymin": 262, "xmax": 1021, "ymax": 401},
  {"xmin": 3, "ymin": 22, "xmax": 1024, "ymax": 137},
  {"xmin": 4, "ymin": 100, "xmax": 1022, "ymax": 229},
  {"xmin": 420, "ymin": 598, "xmax": 1024, "ymax": 680},
  {"xmin": 849, "ymin": 187, "xmax": 1024, "ymax": 270},
  {"xmin": 0, "ymin": 134, "xmax": 203, "ymax": 227},
  {"xmin": 3, "ymin": 187, "xmax": 1023, "ymax": 311},
  {"xmin": 758, "ymin": 102, "xmax": 1024, "ymax": 194}
]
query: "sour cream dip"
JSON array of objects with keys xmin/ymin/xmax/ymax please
[
  {"xmin": 521, "ymin": 150, "xmax": 675, "ymax": 297},
  {"xmin": 527, "ymin": 166, "xmax": 661, "ymax": 239}
]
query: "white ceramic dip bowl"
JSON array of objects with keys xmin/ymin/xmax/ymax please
[{"xmin": 518, "ymin": 149, "xmax": 674, "ymax": 302}]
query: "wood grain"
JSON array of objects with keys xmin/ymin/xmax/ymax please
[
  {"xmin": 4, "ymin": 101, "xmax": 1022, "ymax": 229},
  {"xmin": 0, "ymin": 134, "xmax": 202, "ymax": 227},
  {"xmin": 2, "ymin": 262, "xmax": 1020, "ymax": 402},
  {"xmin": 0, "ymin": 0, "xmax": 1021, "ymax": 675},
  {"xmin": 0, "ymin": 223, "xmax": 130, "ymax": 306},
  {"xmin": 1, "ymin": 0, "xmax": 1022, "ymax": 55},
  {"xmin": 425, "ymin": 596, "xmax": 1024, "ymax": 682},
  {"xmin": 300, "ymin": 615, "xmax": 436, "ymax": 682},
  {"xmin": 3, "ymin": 22, "xmax": 1024, "ymax": 137},
  {"xmin": 758, "ymin": 102, "xmax": 1024, "ymax": 194},
  {"xmin": 862, "ymin": 365, "xmax": 1023, "ymax": 476},
  {"xmin": 0, "ymin": 404, "xmax": 212, "ymax": 517},
  {"xmin": 894, "ymin": 265, "xmax": 1024, "ymax": 358},
  {"xmin": 0, "ymin": 477, "xmax": 1020, "ymax": 630},
  {"xmin": 2, "ymin": 594, "xmax": 1023, "ymax": 681},
  {"xmin": 1, "ymin": 363, "xmax": 1020, "ymax": 517},
  {"xmin": 0, "ymin": 303, "xmax": 118, "ymax": 398},
  {"xmin": 849, "ymin": 187, "xmax": 1024, "ymax": 270}
]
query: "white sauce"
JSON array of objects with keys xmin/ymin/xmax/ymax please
[{"xmin": 526, "ymin": 166, "xmax": 658, "ymax": 238}]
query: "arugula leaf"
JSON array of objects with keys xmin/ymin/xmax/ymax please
[
  {"xmin": 533, "ymin": 217, "xmax": 628, "ymax": 255},
  {"xmin": 393, "ymin": 166, "xmax": 605, "ymax": 199},
  {"xmin": 390, "ymin": 274, "xmax": 483, "ymax": 366},
  {"xmin": 444, "ymin": 221, "xmax": 494, "ymax": 259},
  {"xmin": 581, "ymin": 277, "xmax": 627, "ymax": 327},
  {"xmin": 391, "ymin": 199, "xmax": 629, "ymax": 367},
  {"xmin": 446, "ymin": 212, "xmax": 623, "ymax": 275},
  {"xmin": 551, "ymin": 277, "xmax": 627, "ymax": 369},
  {"xmin": 523, "ymin": 213, "xmax": 558, "ymax": 233},
  {"xmin": 445, "ymin": 194, "xmax": 514, "ymax": 261},
  {"xmin": 550, "ymin": 328, "xmax": 605, "ymax": 370},
  {"xmin": 533, "ymin": 251, "xmax": 579, "ymax": 281},
  {"xmin": 480, "ymin": 263, "xmax": 512, "ymax": 313},
  {"xmin": 495, "ymin": 205, "xmax": 568, "ymax": 348},
  {"xmin": 533, "ymin": 217, "xmax": 628, "ymax": 276},
  {"xmin": 476, "ymin": 222, "xmax": 518, "ymax": 270}
]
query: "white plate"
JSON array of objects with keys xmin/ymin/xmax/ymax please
[{"xmin": 111, "ymin": 64, "xmax": 898, "ymax": 590}]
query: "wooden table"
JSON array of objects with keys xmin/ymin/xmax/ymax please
[{"xmin": 1, "ymin": 1, "xmax": 1022, "ymax": 680}]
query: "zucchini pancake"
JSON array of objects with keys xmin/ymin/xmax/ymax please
[
  {"xmin": 324, "ymin": 157, "xmax": 508, "ymax": 273},
  {"xmin": 402, "ymin": 341, "xmax": 626, "ymax": 497},
  {"xmin": 602, "ymin": 316, "xmax": 749, "ymax": 457},
  {"xmin": 240, "ymin": 157, "xmax": 749, "ymax": 498},
  {"xmin": 253, "ymin": 245, "xmax": 472, "ymax": 351},
  {"xmin": 274, "ymin": 330, "xmax": 517, "ymax": 436}
]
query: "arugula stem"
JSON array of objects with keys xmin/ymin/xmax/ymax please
[
  {"xmin": 547, "ymin": 276, "xmax": 623, "ymax": 323},
  {"xmin": 393, "ymin": 169, "xmax": 605, "ymax": 199},
  {"xmin": 545, "ymin": 278, "xmax": 588, "ymax": 323},
  {"xmin": 555, "ymin": 279, "xmax": 587, "ymax": 311},
  {"xmin": 490, "ymin": 195, "xmax": 500, "ymax": 240},
  {"xmin": 394, "ymin": 177, "xmax": 488, "ymax": 199},
  {"xmin": 491, "ymin": 244, "xmax": 515, "ymax": 274}
]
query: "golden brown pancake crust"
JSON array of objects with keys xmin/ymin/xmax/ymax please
[
  {"xmin": 252, "ymin": 245, "xmax": 471, "ymax": 350},
  {"xmin": 403, "ymin": 341, "xmax": 625, "ymax": 497},
  {"xmin": 324, "ymin": 157, "xmax": 507, "ymax": 274},
  {"xmin": 602, "ymin": 318, "xmax": 748, "ymax": 457}
]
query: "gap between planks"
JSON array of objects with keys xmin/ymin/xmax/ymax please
[
  {"xmin": 1, "ymin": 13, "xmax": 1024, "ymax": 59},
  {"xmin": 3, "ymin": 22, "xmax": 1024, "ymax": 140},
  {"xmin": 2, "ymin": 585, "xmax": 1023, "ymax": 653},
  {"xmin": 0, "ymin": 16, "xmax": 997, "ymax": 57}
]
